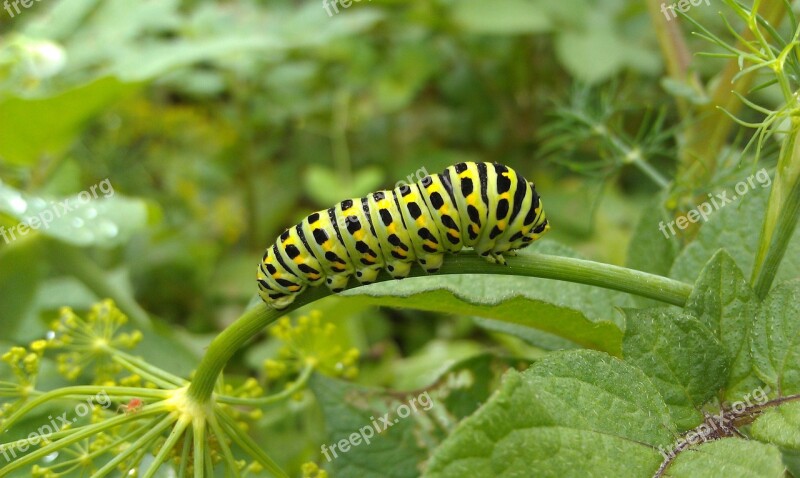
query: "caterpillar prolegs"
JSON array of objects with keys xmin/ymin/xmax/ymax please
[{"xmin": 257, "ymin": 162, "xmax": 550, "ymax": 309}]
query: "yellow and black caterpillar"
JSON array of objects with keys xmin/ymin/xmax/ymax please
[{"xmin": 257, "ymin": 162, "xmax": 550, "ymax": 309}]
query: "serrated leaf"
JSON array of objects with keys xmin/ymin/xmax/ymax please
[
  {"xmin": 751, "ymin": 280, "xmax": 800, "ymax": 394},
  {"xmin": 341, "ymin": 242, "xmax": 631, "ymax": 354},
  {"xmin": 424, "ymin": 350, "xmax": 675, "ymax": 477},
  {"xmin": 666, "ymin": 439, "xmax": 784, "ymax": 478},
  {"xmin": 670, "ymin": 185, "xmax": 800, "ymax": 286},
  {"xmin": 309, "ymin": 373, "xmax": 433, "ymax": 478},
  {"xmin": 750, "ymin": 402, "xmax": 800, "ymax": 450},
  {"xmin": 686, "ymin": 250, "xmax": 762, "ymax": 399},
  {"xmin": 621, "ymin": 308, "xmax": 727, "ymax": 429}
]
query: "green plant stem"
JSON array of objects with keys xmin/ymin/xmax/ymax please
[
  {"xmin": 2, "ymin": 385, "xmax": 170, "ymax": 430},
  {"xmin": 632, "ymin": 156, "xmax": 670, "ymax": 189},
  {"xmin": 645, "ymin": 0, "xmax": 704, "ymax": 119},
  {"xmin": 216, "ymin": 363, "xmax": 314, "ymax": 406},
  {"xmin": 678, "ymin": 1, "xmax": 787, "ymax": 188},
  {"xmin": 751, "ymin": 124, "xmax": 800, "ymax": 298},
  {"xmin": 187, "ymin": 252, "xmax": 693, "ymax": 404}
]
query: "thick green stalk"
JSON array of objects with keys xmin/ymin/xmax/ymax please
[
  {"xmin": 187, "ymin": 252, "xmax": 693, "ymax": 404},
  {"xmin": 751, "ymin": 124, "xmax": 800, "ymax": 297}
]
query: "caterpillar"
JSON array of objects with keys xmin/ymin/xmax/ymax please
[{"xmin": 257, "ymin": 162, "xmax": 550, "ymax": 309}]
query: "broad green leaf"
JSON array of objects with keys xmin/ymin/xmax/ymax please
[
  {"xmin": 309, "ymin": 373, "xmax": 434, "ymax": 478},
  {"xmin": 670, "ymin": 185, "xmax": 800, "ymax": 285},
  {"xmin": 751, "ymin": 280, "xmax": 800, "ymax": 394},
  {"xmin": 341, "ymin": 241, "xmax": 631, "ymax": 354},
  {"xmin": 0, "ymin": 238, "xmax": 44, "ymax": 337},
  {"xmin": 0, "ymin": 77, "xmax": 138, "ymax": 166},
  {"xmin": 451, "ymin": 0, "xmax": 551, "ymax": 35},
  {"xmin": 0, "ymin": 180, "xmax": 157, "ymax": 247},
  {"xmin": 553, "ymin": 11, "xmax": 659, "ymax": 84},
  {"xmin": 667, "ymin": 439, "xmax": 784, "ymax": 478},
  {"xmin": 626, "ymin": 195, "xmax": 682, "ymax": 307},
  {"xmin": 390, "ymin": 340, "xmax": 485, "ymax": 391},
  {"xmin": 430, "ymin": 353, "xmax": 523, "ymax": 421},
  {"xmin": 424, "ymin": 350, "xmax": 675, "ymax": 477},
  {"xmin": 750, "ymin": 402, "xmax": 800, "ymax": 450},
  {"xmin": 303, "ymin": 165, "xmax": 343, "ymax": 208},
  {"xmin": 473, "ymin": 317, "xmax": 581, "ymax": 351},
  {"xmin": 621, "ymin": 308, "xmax": 726, "ymax": 429},
  {"xmin": 626, "ymin": 195, "xmax": 681, "ymax": 278},
  {"xmin": 686, "ymin": 250, "xmax": 762, "ymax": 399},
  {"xmin": 303, "ymin": 165, "xmax": 385, "ymax": 208}
]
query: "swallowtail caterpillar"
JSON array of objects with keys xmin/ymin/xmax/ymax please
[{"xmin": 257, "ymin": 162, "xmax": 549, "ymax": 309}]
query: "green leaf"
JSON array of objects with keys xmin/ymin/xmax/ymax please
[
  {"xmin": 309, "ymin": 373, "xmax": 434, "ymax": 478},
  {"xmin": 451, "ymin": 0, "xmax": 551, "ymax": 35},
  {"xmin": 666, "ymin": 439, "xmax": 785, "ymax": 478},
  {"xmin": 621, "ymin": 308, "xmax": 727, "ymax": 429},
  {"xmin": 626, "ymin": 195, "xmax": 681, "ymax": 278},
  {"xmin": 626, "ymin": 195, "xmax": 682, "ymax": 307},
  {"xmin": 431, "ymin": 353, "xmax": 523, "ymax": 421},
  {"xmin": 553, "ymin": 11, "xmax": 659, "ymax": 84},
  {"xmin": 303, "ymin": 165, "xmax": 345, "ymax": 207},
  {"xmin": 424, "ymin": 350, "xmax": 674, "ymax": 477},
  {"xmin": 670, "ymin": 185, "xmax": 800, "ymax": 285},
  {"xmin": 0, "ymin": 77, "xmax": 138, "ymax": 166},
  {"xmin": 750, "ymin": 402, "xmax": 800, "ymax": 450},
  {"xmin": 0, "ymin": 238, "xmax": 44, "ymax": 338},
  {"xmin": 686, "ymin": 250, "xmax": 762, "ymax": 399},
  {"xmin": 473, "ymin": 317, "xmax": 581, "ymax": 351},
  {"xmin": 751, "ymin": 280, "xmax": 800, "ymax": 394},
  {"xmin": 340, "ymin": 242, "xmax": 631, "ymax": 354},
  {"xmin": 0, "ymin": 180, "xmax": 157, "ymax": 247},
  {"xmin": 390, "ymin": 340, "xmax": 485, "ymax": 391}
]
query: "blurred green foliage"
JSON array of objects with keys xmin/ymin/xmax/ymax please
[{"xmin": 1, "ymin": 0, "xmax": 799, "ymax": 476}]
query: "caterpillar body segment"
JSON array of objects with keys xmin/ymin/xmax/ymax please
[{"xmin": 258, "ymin": 162, "xmax": 550, "ymax": 309}]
